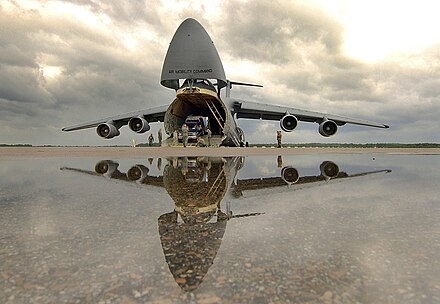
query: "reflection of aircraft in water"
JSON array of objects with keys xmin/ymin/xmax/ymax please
[{"xmin": 61, "ymin": 158, "xmax": 390, "ymax": 291}]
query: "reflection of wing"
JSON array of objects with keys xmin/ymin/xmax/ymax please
[
  {"xmin": 60, "ymin": 166, "xmax": 165, "ymax": 189},
  {"xmin": 232, "ymin": 169, "xmax": 391, "ymax": 198},
  {"xmin": 62, "ymin": 105, "xmax": 168, "ymax": 131},
  {"xmin": 231, "ymin": 99, "xmax": 389, "ymax": 128}
]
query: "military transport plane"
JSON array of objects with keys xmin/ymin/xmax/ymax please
[{"xmin": 62, "ymin": 18, "xmax": 389, "ymax": 146}]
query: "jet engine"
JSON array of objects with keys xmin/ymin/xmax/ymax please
[
  {"xmin": 280, "ymin": 114, "xmax": 298, "ymax": 132},
  {"xmin": 281, "ymin": 166, "xmax": 299, "ymax": 184},
  {"xmin": 95, "ymin": 160, "xmax": 119, "ymax": 178},
  {"xmin": 127, "ymin": 165, "xmax": 149, "ymax": 183},
  {"xmin": 319, "ymin": 119, "xmax": 338, "ymax": 137},
  {"xmin": 96, "ymin": 121, "xmax": 120, "ymax": 139},
  {"xmin": 320, "ymin": 161, "xmax": 339, "ymax": 179},
  {"xmin": 128, "ymin": 116, "xmax": 150, "ymax": 133}
]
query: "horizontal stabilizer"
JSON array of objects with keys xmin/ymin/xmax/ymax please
[{"xmin": 229, "ymin": 81, "xmax": 263, "ymax": 88}]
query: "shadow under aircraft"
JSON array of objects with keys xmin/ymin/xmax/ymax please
[{"xmin": 61, "ymin": 157, "xmax": 391, "ymax": 291}]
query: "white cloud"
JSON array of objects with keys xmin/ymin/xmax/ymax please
[{"xmin": 312, "ymin": 0, "xmax": 440, "ymax": 62}]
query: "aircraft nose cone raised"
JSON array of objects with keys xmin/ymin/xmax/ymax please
[{"xmin": 160, "ymin": 18, "xmax": 227, "ymax": 90}]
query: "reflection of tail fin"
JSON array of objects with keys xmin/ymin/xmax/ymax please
[
  {"xmin": 230, "ymin": 212, "xmax": 265, "ymax": 219},
  {"xmin": 346, "ymin": 169, "xmax": 392, "ymax": 179}
]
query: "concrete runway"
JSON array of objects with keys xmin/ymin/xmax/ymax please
[
  {"xmin": 1, "ymin": 153, "xmax": 440, "ymax": 303},
  {"xmin": 1, "ymin": 146, "xmax": 439, "ymax": 158}
]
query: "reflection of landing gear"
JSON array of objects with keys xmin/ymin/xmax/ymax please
[{"xmin": 225, "ymin": 200, "xmax": 232, "ymax": 219}]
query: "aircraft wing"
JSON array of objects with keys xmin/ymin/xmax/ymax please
[
  {"xmin": 230, "ymin": 98, "xmax": 389, "ymax": 129},
  {"xmin": 62, "ymin": 105, "xmax": 169, "ymax": 132},
  {"xmin": 60, "ymin": 166, "xmax": 165, "ymax": 189},
  {"xmin": 232, "ymin": 169, "xmax": 391, "ymax": 199}
]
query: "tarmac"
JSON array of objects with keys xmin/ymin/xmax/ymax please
[
  {"xmin": 1, "ymin": 151, "xmax": 440, "ymax": 303},
  {"xmin": 1, "ymin": 146, "xmax": 440, "ymax": 158}
]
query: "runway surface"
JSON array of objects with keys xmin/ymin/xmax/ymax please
[
  {"xmin": 1, "ymin": 146, "xmax": 439, "ymax": 158},
  {"xmin": 1, "ymin": 152, "xmax": 439, "ymax": 303}
]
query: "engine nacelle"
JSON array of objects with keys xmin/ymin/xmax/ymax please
[
  {"xmin": 128, "ymin": 116, "xmax": 150, "ymax": 133},
  {"xmin": 127, "ymin": 165, "xmax": 149, "ymax": 183},
  {"xmin": 280, "ymin": 114, "xmax": 298, "ymax": 132},
  {"xmin": 320, "ymin": 161, "xmax": 339, "ymax": 179},
  {"xmin": 319, "ymin": 119, "xmax": 338, "ymax": 137},
  {"xmin": 96, "ymin": 121, "xmax": 120, "ymax": 139},
  {"xmin": 281, "ymin": 166, "xmax": 299, "ymax": 184},
  {"xmin": 95, "ymin": 160, "xmax": 119, "ymax": 178}
]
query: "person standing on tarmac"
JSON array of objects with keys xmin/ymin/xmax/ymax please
[
  {"xmin": 182, "ymin": 123, "xmax": 189, "ymax": 147},
  {"xmin": 158, "ymin": 129, "xmax": 163, "ymax": 146},
  {"xmin": 206, "ymin": 127, "xmax": 212, "ymax": 146},
  {"xmin": 173, "ymin": 130, "xmax": 178, "ymax": 146},
  {"xmin": 197, "ymin": 136, "xmax": 207, "ymax": 147},
  {"xmin": 148, "ymin": 133, "xmax": 154, "ymax": 146},
  {"xmin": 277, "ymin": 130, "xmax": 282, "ymax": 148}
]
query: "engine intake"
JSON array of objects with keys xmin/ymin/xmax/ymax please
[
  {"xmin": 320, "ymin": 161, "xmax": 339, "ymax": 179},
  {"xmin": 319, "ymin": 119, "xmax": 337, "ymax": 137},
  {"xmin": 127, "ymin": 165, "xmax": 149, "ymax": 183},
  {"xmin": 281, "ymin": 166, "xmax": 299, "ymax": 184},
  {"xmin": 129, "ymin": 116, "xmax": 150, "ymax": 133},
  {"xmin": 280, "ymin": 114, "xmax": 298, "ymax": 132},
  {"xmin": 95, "ymin": 160, "xmax": 119, "ymax": 178},
  {"xmin": 97, "ymin": 121, "xmax": 120, "ymax": 139}
]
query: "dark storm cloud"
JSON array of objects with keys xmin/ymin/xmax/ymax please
[
  {"xmin": 0, "ymin": 64, "xmax": 54, "ymax": 105},
  {"xmin": 0, "ymin": 7, "xmax": 57, "ymax": 124},
  {"xmin": 214, "ymin": 0, "xmax": 440, "ymax": 142},
  {"xmin": 0, "ymin": 1, "xmax": 165, "ymax": 136},
  {"xmin": 215, "ymin": 1, "xmax": 386, "ymax": 108},
  {"xmin": 59, "ymin": 0, "xmax": 184, "ymax": 45},
  {"xmin": 1, "ymin": 1, "xmax": 439, "ymax": 145},
  {"xmin": 0, "ymin": 98, "xmax": 41, "ymax": 118},
  {"xmin": 62, "ymin": 0, "xmax": 163, "ymax": 27},
  {"xmin": 218, "ymin": 0, "xmax": 342, "ymax": 64}
]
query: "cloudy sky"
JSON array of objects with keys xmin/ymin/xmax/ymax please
[{"xmin": 1, "ymin": 0, "xmax": 440, "ymax": 145}]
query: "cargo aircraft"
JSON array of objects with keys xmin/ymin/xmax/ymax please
[{"xmin": 62, "ymin": 18, "xmax": 389, "ymax": 146}]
